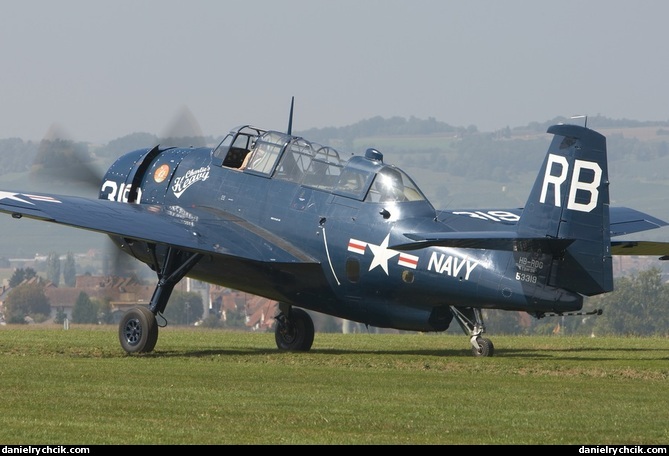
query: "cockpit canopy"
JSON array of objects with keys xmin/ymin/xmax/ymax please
[{"xmin": 213, "ymin": 126, "xmax": 429, "ymax": 205}]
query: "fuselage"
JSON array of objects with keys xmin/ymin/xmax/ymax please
[{"xmin": 98, "ymin": 126, "xmax": 583, "ymax": 332}]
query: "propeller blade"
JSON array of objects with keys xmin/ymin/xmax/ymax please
[
  {"xmin": 102, "ymin": 238, "xmax": 147, "ymax": 280},
  {"xmin": 158, "ymin": 105, "xmax": 208, "ymax": 148},
  {"xmin": 28, "ymin": 112, "xmax": 206, "ymax": 281},
  {"xmin": 30, "ymin": 123, "xmax": 103, "ymax": 193}
]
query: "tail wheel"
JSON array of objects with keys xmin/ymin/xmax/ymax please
[
  {"xmin": 274, "ymin": 308, "xmax": 315, "ymax": 352},
  {"xmin": 119, "ymin": 306, "xmax": 158, "ymax": 354},
  {"xmin": 471, "ymin": 337, "xmax": 494, "ymax": 357}
]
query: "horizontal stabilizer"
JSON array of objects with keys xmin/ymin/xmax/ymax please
[
  {"xmin": 609, "ymin": 207, "xmax": 668, "ymax": 236},
  {"xmin": 440, "ymin": 206, "xmax": 667, "ymax": 238}
]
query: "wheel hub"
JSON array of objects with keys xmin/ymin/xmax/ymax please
[{"xmin": 123, "ymin": 318, "xmax": 142, "ymax": 346}]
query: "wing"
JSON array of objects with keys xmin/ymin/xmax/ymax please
[
  {"xmin": 610, "ymin": 241, "xmax": 669, "ymax": 257},
  {"xmin": 0, "ymin": 191, "xmax": 318, "ymax": 264}
]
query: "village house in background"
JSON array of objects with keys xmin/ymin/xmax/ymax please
[{"xmin": 0, "ymin": 250, "xmax": 279, "ymax": 330}]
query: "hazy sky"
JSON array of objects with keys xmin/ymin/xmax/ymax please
[{"xmin": 1, "ymin": 0, "xmax": 668, "ymax": 143}]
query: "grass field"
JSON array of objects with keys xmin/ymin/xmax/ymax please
[{"xmin": 0, "ymin": 325, "xmax": 668, "ymax": 445}]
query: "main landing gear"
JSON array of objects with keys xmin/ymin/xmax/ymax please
[
  {"xmin": 118, "ymin": 245, "xmax": 203, "ymax": 354},
  {"xmin": 450, "ymin": 306, "xmax": 495, "ymax": 357},
  {"xmin": 274, "ymin": 304, "xmax": 315, "ymax": 351}
]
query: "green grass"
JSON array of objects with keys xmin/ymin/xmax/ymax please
[{"xmin": 0, "ymin": 325, "xmax": 668, "ymax": 444}]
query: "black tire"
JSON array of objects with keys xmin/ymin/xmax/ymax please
[
  {"xmin": 274, "ymin": 308, "xmax": 315, "ymax": 352},
  {"xmin": 145, "ymin": 317, "xmax": 159, "ymax": 353},
  {"xmin": 119, "ymin": 306, "xmax": 158, "ymax": 354},
  {"xmin": 471, "ymin": 337, "xmax": 494, "ymax": 357}
]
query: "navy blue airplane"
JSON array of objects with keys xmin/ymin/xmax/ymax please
[{"xmin": 0, "ymin": 105, "xmax": 668, "ymax": 356}]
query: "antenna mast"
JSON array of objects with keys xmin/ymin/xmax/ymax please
[
  {"xmin": 570, "ymin": 115, "xmax": 588, "ymax": 128},
  {"xmin": 287, "ymin": 97, "xmax": 294, "ymax": 135}
]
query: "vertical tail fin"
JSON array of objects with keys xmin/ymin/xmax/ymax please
[{"xmin": 518, "ymin": 124, "xmax": 612, "ymax": 295}]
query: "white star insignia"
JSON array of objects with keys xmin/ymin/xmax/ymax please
[
  {"xmin": 367, "ymin": 234, "xmax": 399, "ymax": 275},
  {"xmin": 0, "ymin": 191, "xmax": 33, "ymax": 205}
]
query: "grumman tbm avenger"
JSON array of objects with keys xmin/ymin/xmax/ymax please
[{"xmin": 0, "ymin": 104, "xmax": 668, "ymax": 356}]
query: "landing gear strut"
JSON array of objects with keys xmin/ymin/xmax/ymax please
[
  {"xmin": 450, "ymin": 306, "xmax": 495, "ymax": 357},
  {"xmin": 118, "ymin": 245, "xmax": 202, "ymax": 354},
  {"xmin": 274, "ymin": 304, "xmax": 315, "ymax": 351}
]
